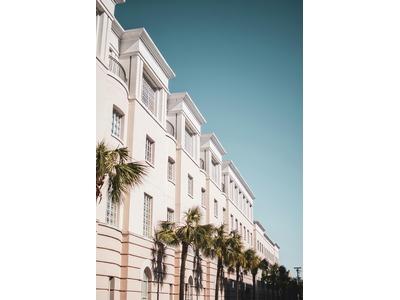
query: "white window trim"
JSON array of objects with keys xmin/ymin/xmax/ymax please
[
  {"xmin": 188, "ymin": 174, "xmax": 194, "ymax": 197},
  {"xmin": 145, "ymin": 135, "xmax": 155, "ymax": 166},
  {"xmin": 111, "ymin": 106, "xmax": 124, "ymax": 141},
  {"xmin": 167, "ymin": 157, "xmax": 175, "ymax": 183}
]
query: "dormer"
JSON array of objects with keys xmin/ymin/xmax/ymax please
[
  {"xmin": 112, "ymin": 28, "xmax": 176, "ymax": 127},
  {"xmin": 200, "ymin": 133, "xmax": 227, "ymax": 188},
  {"xmin": 167, "ymin": 93, "xmax": 206, "ymax": 163}
]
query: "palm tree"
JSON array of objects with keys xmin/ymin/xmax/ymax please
[
  {"xmin": 266, "ymin": 263, "xmax": 279, "ymax": 299},
  {"xmin": 96, "ymin": 141, "xmax": 146, "ymax": 203},
  {"xmin": 211, "ymin": 224, "xmax": 230, "ymax": 300},
  {"xmin": 226, "ymin": 231, "xmax": 244, "ymax": 300},
  {"xmin": 243, "ymin": 249, "xmax": 261, "ymax": 300},
  {"xmin": 277, "ymin": 265, "xmax": 290, "ymax": 299},
  {"xmin": 152, "ymin": 229, "xmax": 168, "ymax": 300},
  {"xmin": 155, "ymin": 207, "xmax": 214, "ymax": 300}
]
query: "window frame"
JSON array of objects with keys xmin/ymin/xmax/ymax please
[
  {"xmin": 167, "ymin": 157, "xmax": 175, "ymax": 182},
  {"xmin": 111, "ymin": 106, "xmax": 124, "ymax": 140},
  {"xmin": 167, "ymin": 208, "xmax": 174, "ymax": 223},
  {"xmin": 143, "ymin": 193, "xmax": 153, "ymax": 238},
  {"xmin": 142, "ymin": 75, "xmax": 157, "ymax": 115},
  {"xmin": 145, "ymin": 135, "xmax": 155, "ymax": 165},
  {"xmin": 201, "ymin": 187, "xmax": 206, "ymax": 207},
  {"xmin": 188, "ymin": 174, "xmax": 194, "ymax": 197}
]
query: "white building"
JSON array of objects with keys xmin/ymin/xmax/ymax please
[{"xmin": 96, "ymin": 0, "xmax": 279, "ymax": 299}]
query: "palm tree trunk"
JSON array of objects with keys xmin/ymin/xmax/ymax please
[
  {"xmin": 252, "ymin": 274, "xmax": 256, "ymax": 300},
  {"xmin": 235, "ymin": 265, "xmax": 240, "ymax": 300},
  {"xmin": 215, "ymin": 258, "xmax": 222, "ymax": 300},
  {"xmin": 179, "ymin": 243, "xmax": 189, "ymax": 300}
]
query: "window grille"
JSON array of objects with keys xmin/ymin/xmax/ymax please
[
  {"xmin": 142, "ymin": 76, "xmax": 156, "ymax": 115},
  {"xmin": 145, "ymin": 136, "xmax": 154, "ymax": 164},
  {"xmin": 167, "ymin": 208, "xmax": 174, "ymax": 223},
  {"xmin": 106, "ymin": 193, "xmax": 118, "ymax": 226},
  {"xmin": 143, "ymin": 194, "xmax": 153, "ymax": 238},
  {"xmin": 168, "ymin": 157, "xmax": 175, "ymax": 181},
  {"xmin": 111, "ymin": 109, "xmax": 123, "ymax": 138}
]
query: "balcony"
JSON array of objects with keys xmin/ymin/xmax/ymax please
[{"xmin": 108, "ymin": 56, "xmax": 127, "ymax": 84}]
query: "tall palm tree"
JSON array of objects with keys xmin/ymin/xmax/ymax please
[
  {"xmin": 266, "ymin": 263, "xmax": 279, "ymax": 294},
  {"xmin": 244, "ymin": 249, "xmax": 261, "ymax": 300},
  {"xmin": 226, "ymin": 231, "xmax": 244, "ymax": 300},
  {"xmin": 155, "ymin": 207, "xmax": 214, "ymax": 300},
  {"xmin": 211, "ymin": 224, "xmax": 230, "ymax": 300},
  {"xmin": 152, "ymin": 229, "xmax": 168, "ymax": 300},
  {"xmin": 96, "ymin": 141, "xmax": 146, "ymax": 203},
  {"xmin": 277, "ymin": 265, "xmax": 290, "ymax": 298}
]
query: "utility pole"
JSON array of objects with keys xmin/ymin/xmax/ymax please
[
  {"xmin": 294, "ymin": 267, "xmax": 302, "ymax": 300},
  {"xmin": 293, "ymin": 267, "xmax": 301, "ymax": 284}
]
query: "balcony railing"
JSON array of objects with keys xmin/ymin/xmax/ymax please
[{"xmin": 108, "ymin": 56, "xmax": 127, "ymax": 83}]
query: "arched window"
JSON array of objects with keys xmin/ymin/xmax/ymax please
[{"xmin": 141, "ymin": 267, "xmax": 152, "ymax": 300}]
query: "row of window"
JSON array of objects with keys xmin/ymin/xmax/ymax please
[
  {"xmin": 230, "ymin": 214, "xmax": 253, "ymax": 246},
  {"xmin": 256, "ymin": 240, "xmax": 274, "ymax": 259},
  {"xmin": 106, "ymin": 191, "xmax": 175, "ymax": 238},
  {"xmin": 225, "ymin": 178, "xmax": 253, "ymax": 220}
]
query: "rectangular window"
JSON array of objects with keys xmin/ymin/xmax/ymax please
[
  {"xmin": 106, "ymin": 193, "xmax": 118, "ymax": 226},
  {"xmin": 145, "ymin": 136, "xmax": 155, "ymax": 164},
  {"xmin": 211, "ymin": 157, "xmax": 219, "ymax": 183},
  {"xmin": 235, "ymin": 219, "xmax": 238, "ymax": 231},
  {"xmin": 167, "ymin": 157, "xmax": 175, "ymax": 181},
  {"xmin": 230, "ymin": 215, "xmax": 234, "ymax": 230},
  {"xmin": 185, "ymin": 125, "xmax": 194, "ymax": 157},
  {"xmin": 244, "ymin": 226, "xmax": 246, "ymax": 241},
  {"xmin": 240, "ymin": 223, "xmax": 242, "ymax": 235},
  {"xmin": 188, "ymin": 174, "xmax": 193, "ymax": 197},
  {"xmin": 167, "ymin": 208, "xmax": 174, "ymax": 223},
  {"xmin": 142, "ymin": 76, "xmax": 157, "ymax": 115},
  {"xmin": 143, "ymin": 194, "xmax": 153, "ymax": 238},
  {"xmin": 201, "ymin": 188, "xmax": 206, "ymax": 207},
  {"xmin": 247, "ymin": 230, "xmax": 250, "ymax": 243},
  {"xmin": 111, "ymin": 108, "xmax": 123, "ymax": 138},
  {"xmin": 214, "ymin": 199, "xmax": 218, "ymax": 218},
  {"xmin": 250, "ymin": 233, "xmax": 253, "ymax": 246}
]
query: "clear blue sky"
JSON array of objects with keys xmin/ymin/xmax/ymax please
[{"xmin": 116, "ymin": 0, "xmax": 302, "ymax": 276}]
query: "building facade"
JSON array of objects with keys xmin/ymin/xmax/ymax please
[{"xmin": 96, "ymin": 1, "xmax": 279, "ymax": 299}]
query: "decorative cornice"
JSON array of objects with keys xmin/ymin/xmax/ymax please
[
  {"xmin": 254, "ymin": 220, "xmax": 266, "ymax": 231},
  {"xmin": 168, "ymin": 92, "xmax": 207, "ymax": 125},
  {"xmin": 112, "ymin": 19, "xmax": 124, "ymax": 38},
  {"xmin": 222, "ymin": 160, "xmax": 255, "ymax": 199},
  {"xmin": 201, "ymin": 133, "xmax": 227, "ymax": 156},
  {"xmin": 122, "ymin": 28, "xmax": 176, "ymax": 80}
]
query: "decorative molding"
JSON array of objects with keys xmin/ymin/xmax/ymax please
[
  {"xmin": 222, "ymin": 160, "xmax": 255, "ymax": 199},
  {"xmin": 121, "ymin": 28, "xmax": 175, "ymax": 80},
  {"xmin": 168, "ymin": 92, "xmax": 207, "ymax": 126},
  {"xmin": 201, "ymin": 132, "xmax": 227, "ymax": 156}
]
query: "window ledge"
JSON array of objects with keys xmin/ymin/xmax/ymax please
[
  {"xmin": 145, "ymin": 160, "xmax": 155, "ymax": 168},
  {"xmin": 111, "ymin": 134, "xmax": 124, "ymax": 145}
]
